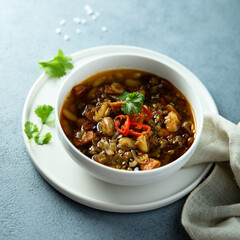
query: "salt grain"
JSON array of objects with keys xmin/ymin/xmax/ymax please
[
  {"xmin": 81, "ymin": 19, "xmax": 86, "ymax": 25},
  {"xmin": 95, "ymin": 12, "xmax": 100, "ymax": 17},
  {"xmin": 101, "ymin": 26, "xmax": 107, "ymax": 32},
  {"xmin": 63, "ymin": 34, "xmax": 70, "ymax": 41},
  {"xmin": 84, "ymin": 5, "xmax": 91, "ymax": 10},
  {"xmin": 87, "ymin": 9, "xmax": 93, "ymax": 15},
  {"xmin": 76, "ymin": 29, "xmax": 81, "ymax": 34},
  {"xmin": 92, "ymin": 15, "xmax": 96, "ymax": 21},
  {"xmin": 55, "ymin": 28, "xmax": 61, "ymax": 34},
  {"xmin": 59, "ymin": 19, "xmax": 66, "ymax": 25},
  {"xmin": 73, "ymin": 17, "xmax": 81, "ymax": 23}
]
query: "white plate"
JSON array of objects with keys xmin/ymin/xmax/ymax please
[{"xmin": 22, "ymin": 45, "xmax": 218, "ymax": 213}]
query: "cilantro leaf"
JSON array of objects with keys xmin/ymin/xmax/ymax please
[
  {"xmin": 24, "ymin": 121, "xmax": 39, "ymax": 139},
  {"xmin": 35, "ymin": 105, "xmax": 54, "ymax": 124},
  {"xmin": 118, "ymin": 91, "xmax": 130, "ymax": 101},
  {"xmin": 54, "ymin": 50, "xmax": 73, "ymax": 69},
  {"xmin": 126, "ymin": 92, "xmax": 145, "ymax": 105},
  {"xmin": 121, "ymin": 102, "xmax": 143, "ymax": 115},
  {"xmin": 24, "ymin": 105, "xmax": 54, "ymax": 145},
  {"xmin": 39, "ymin": 61, "xmax": 67, "ymax": 78},
  {"xmin": 44, "ymin": 108, "xmax": 55, "ymax": 125},
  {"xmin": 38, "ymin": 49, "xmax": 73, "ymax": 78},
  {"xmin": 119, "ymin": 91, "xmax": 145, "ymax": 115},
  {"xmin": 34, "ymin": 132, "xmax": 52, "ymax": 145}
]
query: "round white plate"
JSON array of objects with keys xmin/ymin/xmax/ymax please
[{"xmin": 22, "ymin": 45, "xmax": 218, "ymax": 213}]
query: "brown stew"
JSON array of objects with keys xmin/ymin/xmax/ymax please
[{"xmin": 60, "ymin": 69, "xmax": 196, "ymax": 171}]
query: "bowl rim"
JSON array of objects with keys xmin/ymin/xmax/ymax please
[{"xmin": 55, "ymin": 52, "xmax": 203, "ymax": 175}]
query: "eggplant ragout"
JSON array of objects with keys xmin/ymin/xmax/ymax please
[{"xmin": 60, "ymin": 69, "xmax": 196, "ymax": 171}]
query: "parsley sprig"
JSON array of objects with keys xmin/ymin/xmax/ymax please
[
  {"xmin": 24, "ymin": 105, "xmax": 54, "ymax": 145},
  {"xmin": 119, "ymin": 91, "xmax": 145, "ymax": 115},
  {"xmin": 38, "ymin": 49, "xmax": 73, "ymax": 78}
]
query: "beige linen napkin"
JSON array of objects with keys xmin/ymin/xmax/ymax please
[{"xmin": 182, "ymin": 113, "xmax": 240, "ymax": 240}]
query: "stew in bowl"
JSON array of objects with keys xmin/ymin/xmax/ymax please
[
  {"xmin": 60, "ymin": 69, "xmax": 196, "ymax": 171},
  {"xmin": 55, "ymin": 53, "xmax": 203, "ymax": 185}
]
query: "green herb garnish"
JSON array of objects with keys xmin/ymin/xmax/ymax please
[
  {"xmin": 38, "ymin": 49, "xmax": 73, "ymax": 78},
  {"xmin": 24, "ymin": 105, "xmax": 54, "ymax": 145},
  {"xmin": 119, "ymin": 91, "xmax": 145, "ymax": 115}
]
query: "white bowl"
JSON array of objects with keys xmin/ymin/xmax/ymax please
[{"xmin": 55, "ymin": 52, "xmax": 203, "ymax": 186}]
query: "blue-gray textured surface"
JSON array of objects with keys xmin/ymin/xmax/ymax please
[{"xmin": 1, "ymin": 0, "xmax": 240, "ymax": 239}]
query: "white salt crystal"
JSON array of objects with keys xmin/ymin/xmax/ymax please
[
  {"xmin": 59, "ymin": 19, "xmax": 66, "ymax": 25},
  {"xmin": 84, "ymin": 5, "xmax": 91, "ymax": 10},
  {"xmin": 73, "ymin": 17, "xmax": 81, "ymax": 23},
  {"xmin": 95, "ymin": 12, "xmax": 100, "ymax": 17},
  {"xmin": 76, "ymin": 29, "xmax": 81, "ymax": 34},
  {"xmin": 63, "ymin": 34, "xmax": 70, "ymax": 41},
  {"xmin": 92, "ymin": 15, "xmax": 96, "ymax": 21},
  {"xmin": 55, "ymin": 28, "xmax": 61, "ymax": 34},
  {"xmin": 101, "ymin": 26, "xmax": 107, "ymax": 32},
  {"xmin": 81, "ymin": 19, "xmax": 86, "ymax": 25},
  {"xmin": 87, "ymin": 8, "xmax": 93, "ymax": 15}
]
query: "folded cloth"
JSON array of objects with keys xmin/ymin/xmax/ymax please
[{"xmin": 181, "ymin": 113, "xmax": 240, "ymax": 240}]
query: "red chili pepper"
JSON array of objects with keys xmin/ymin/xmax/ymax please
[
  {"xmin": 128, "ymin": 122, "xmax": 151, "ymax": 136},
  {"xmin": 141, "ymin": 106, "xmax": 152, "ymax": 121},
  {"xmin": 114, "ymin": 115, "xmax": 130, "ymax": 136}
]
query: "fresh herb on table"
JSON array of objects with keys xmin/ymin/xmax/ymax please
[
  {"xmin": 24, "ymin": 105, "xmax": 54, "ymax": 145},
  {"xmin": 119, "ymin": 91, "xmax": 145, "ymax": 115},
  {"xmin": 38, "ymin": 49, "xmax": 73, "ymax": 78}
]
